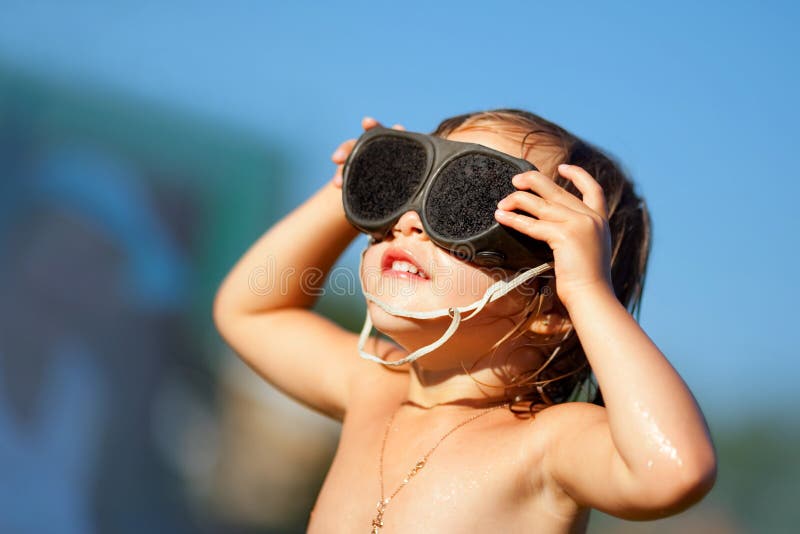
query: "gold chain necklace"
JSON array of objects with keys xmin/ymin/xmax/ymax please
[{"xmin": 370, "ymin": 400, "xmax": 509, "ymax": 533}]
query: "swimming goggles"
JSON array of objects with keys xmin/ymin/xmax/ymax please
[{"xmin": 341, "ymin": 126, "xmax": 554, "ymax": 269}]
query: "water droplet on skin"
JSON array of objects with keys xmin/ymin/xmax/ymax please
[
  {"xmin": 633, "ymin": 401, "xmax": 684, "ymax": 468},
  {"xmin": 435, "ymin": 490, "xmax": 452, "ymax": 502}
]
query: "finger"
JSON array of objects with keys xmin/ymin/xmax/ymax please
[
  {"xmin": 557, "ymin": 164, "xmax": 608, "ymax": 219},
  {"xmin": 496, "ymin": 190, "xmax": 573, "ymax": 223},
  {"xmin": 511, "ymin": 171, "xmax": 593, "ymax": 216},
  {"xmin": 333, "ymin": 164, "xmax": 346, "ymax": 185},
  {"xmin": 332, "ymin": 139, "xmax": 357, "ymax": 163},
  {"xmin": 391, "ymin": 123, "xmax": 406, "ymax": 131},
  {"xmin": 362, "ymin": 116, "xmax": 382, "ymax": 130},
  {"xmin": 494, "ymin": 209, "xmax": 561, "ymax": 243}
]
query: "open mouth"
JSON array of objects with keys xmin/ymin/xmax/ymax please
[{"xmin": 381, "ymin": 246, "xmax": 430, "ymax": 281}]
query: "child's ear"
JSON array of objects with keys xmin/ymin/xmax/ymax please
[
  {"xmin": 525, "ymin": 277, "xmax": 572, "ymax": 337},
  {"xmin": 527, "ymin": 311, "xmax": 573, "ymax": 337}
]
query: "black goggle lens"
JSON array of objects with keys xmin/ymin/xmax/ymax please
[
  {"xmin": 424, "ymin": 153, "xmax": 519, "ymax": 240},
  {"xmin": 345, "ymin": 136, "xmax": 428, "ymax": 223}
]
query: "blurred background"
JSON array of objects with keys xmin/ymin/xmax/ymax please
[{"xmin": 0, "ymin": 1, "xmax": 798, "ymax": 533}]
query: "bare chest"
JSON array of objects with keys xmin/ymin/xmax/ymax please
[{"xmin": 306, "ymin": 377, "xmax": 589, "ymax": 533}]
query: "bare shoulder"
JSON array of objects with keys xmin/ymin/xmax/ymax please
[
  {"xmin": 530, "ymin": 402, "xmax": 607, "ymax": 438},
  {"xmin": 525, "ymin": 401, "xmax": 608, "ymax": 470},
  {"xmin": 521, "ymin": 402, "xmax": 608, "ymax": 503}
]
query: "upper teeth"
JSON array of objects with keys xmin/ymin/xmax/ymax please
[{"xmin": 391, "ymin": 260, "xmax": 428, "ymax": 278}]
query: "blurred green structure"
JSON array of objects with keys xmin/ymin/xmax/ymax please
[{"xmin": 0, "ymin": 60, "xmax": 290, "ymax": 356}]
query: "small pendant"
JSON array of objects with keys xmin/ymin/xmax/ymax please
[
  {"xmin": 371, "ymin": 513, "xmax": 383, "ymax": 532},
  {"xmin": 371, "ymin": 499, "xmax": 389, "ymax": 532}
]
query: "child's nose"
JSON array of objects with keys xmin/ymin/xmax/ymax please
[{"xmin": 393, "ymin": 210, "xmax": 428, "ymax": 239}]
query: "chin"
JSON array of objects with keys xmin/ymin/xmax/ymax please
[
  {"xmin": 365, "ymin": 300, "xmax": 451, "ymax": 342},
  {"xmin": 367, "ymin": 300, "xmax": 426, "ymax": 332}
]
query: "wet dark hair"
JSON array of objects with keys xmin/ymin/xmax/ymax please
[{"xmin": 430, "ymin": 108, "xmax": 652, "ymax": 417}]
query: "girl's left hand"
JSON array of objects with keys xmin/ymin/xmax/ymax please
[{"xmin": 494, "ymin": 164, "xmax": 614, "ymax": 309}]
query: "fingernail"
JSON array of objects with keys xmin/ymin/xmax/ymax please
[
  {"xmin": 495, "ymin": 209, "xmax": 509, "ymax": 218},
  {"xmin": 558, "ymin": 163, "xmax": 569, "ymax": 170},
  {"xmin": 333, "ymin": 149, "xmax": 345, "ymax": 159}
]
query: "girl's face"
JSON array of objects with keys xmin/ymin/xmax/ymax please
[{"xmin": 359, "ymin": 125, "xmax": 556, "ymax": 355}]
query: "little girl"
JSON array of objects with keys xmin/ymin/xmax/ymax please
[{"xmin": 213, "ymin": 108, "xmax": 717, "ymax": 533}]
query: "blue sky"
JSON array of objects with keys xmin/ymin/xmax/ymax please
[{"xmin": 1, "ymin": 0, "xmax": 798, "ymax": 426}]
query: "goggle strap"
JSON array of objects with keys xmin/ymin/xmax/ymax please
[{"xmin": 357, "ymin": 306, "xmax": 464, "ymax": 366}]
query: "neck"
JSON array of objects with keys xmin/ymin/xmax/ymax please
[{"xmin": 405, "ymin": 334, "xmax": 548, "ymax": 409}]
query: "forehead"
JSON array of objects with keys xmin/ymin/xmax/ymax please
[{"xmin": 444, "ymin": 124, "xmax": 562, "ymax": 176}]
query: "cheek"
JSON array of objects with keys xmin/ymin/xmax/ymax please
[
  {"xmin": 359, "ymin": 246, "xmax": 383, "ymax": 286},
  {"xmin": 436, "ymin": 262, "xmax": 503, "ymax": 307}
]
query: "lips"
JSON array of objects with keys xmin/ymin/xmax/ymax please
[{"xmin": 381, "ymin": 246, "xmax": 430, "ymax": 280}]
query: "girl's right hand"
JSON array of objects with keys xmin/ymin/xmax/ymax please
[{"xmin": 331, "ymin": 116, "xmax": 406, "ymax": 188}]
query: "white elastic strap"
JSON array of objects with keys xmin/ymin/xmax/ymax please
[
  {"xmin": 355, "ymin": 241, "xmax": 554, "ymax": 366},
  {"xmin": 356, "ymin": 304, "xmax": 465, "ymax": 365}
]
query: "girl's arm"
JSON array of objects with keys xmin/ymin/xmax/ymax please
[
  {"xmin": 495, "ymin": 164, "xmax": 717, "ymax": 519},
  {"xmin": 213, "ymin": 119, "xmax": 404, "ymax": 421},
  {"xmin": 533, "ymin": 285, "xmax": 717, "ymax": 519}
]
